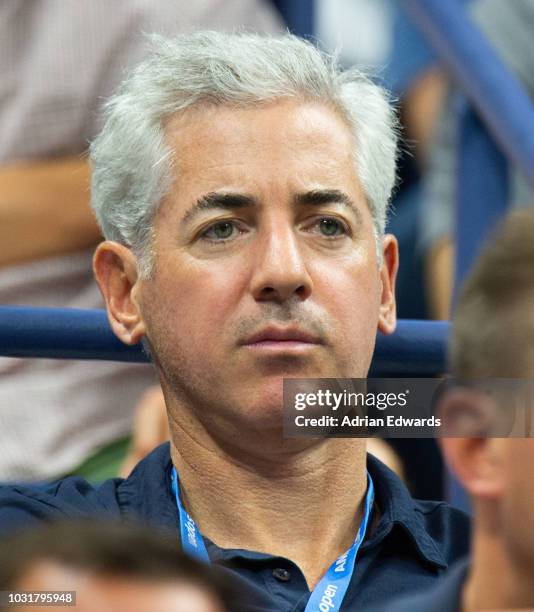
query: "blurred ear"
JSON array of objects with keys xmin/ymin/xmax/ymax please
[
  {"xmin": 439, "ymin": 388, "xmax": 505, "ymax": 500},
  {"xmin": 377, "ymin": 234, "xmax": 398, "ymax": 335},
  {"xmin": 93, "ymin": 241, "xmax": 146, "ymax": 345}
]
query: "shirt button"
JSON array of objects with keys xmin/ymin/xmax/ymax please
[{"xmin": 272, "ymin": 568, "xmax": 291, "ymax": 582}]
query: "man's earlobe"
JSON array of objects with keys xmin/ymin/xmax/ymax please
[
  {"xmin": 377, "ymin": 234, "xmax": 399, "ymax": 336},
  {"xmin": 93, "ymin": 241, "xmax": 147, "ymax": 345}
]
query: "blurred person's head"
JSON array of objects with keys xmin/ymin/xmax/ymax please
[
  {"xmin": 450, "ymin": 210, "xmax": 534, "ymax": 379},
  {"xmin": 91, "ymin": 31, "xmax": 399, "ymax": 452},
  {"xmin": 440, "ymin": 209, "xmax": 534, "ymax": 609},
  {"xmin": 0, "ymin": 520, "xmax": 235, "ymax": 612}
]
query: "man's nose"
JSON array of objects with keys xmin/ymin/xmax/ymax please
[{"xmin": 249, "ymin": 226, "xmax": 313, "ymax": 303}]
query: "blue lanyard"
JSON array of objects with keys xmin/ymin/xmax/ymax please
[{"xmin": 171, "ymin": 467, "xmax": 374, "ymax": 612}]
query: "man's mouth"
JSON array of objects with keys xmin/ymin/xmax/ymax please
[{"xmin": 242, "ymin": 325, "xmax": 322, "ymax": 352}]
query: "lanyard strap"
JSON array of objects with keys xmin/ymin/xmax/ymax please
[{"xmin": 171, "ymin": 467, "xmax": 374, "ymax": 612}]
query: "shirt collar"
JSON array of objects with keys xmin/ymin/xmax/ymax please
[
  {"xmin": 364, "ymin": 453, "xmax": 448, "ymax": 569},
  {"xmin": 114, "ymin": 442, "xmax": 179, "ymax": 532},
  {"xmin": 115, "ymin": 443, "xmax": 448, "ymax": 569}
]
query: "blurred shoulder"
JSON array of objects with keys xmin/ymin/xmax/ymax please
[{"xmin": 0, "ymin": 476, "xmax": 121, "ymax": 537}]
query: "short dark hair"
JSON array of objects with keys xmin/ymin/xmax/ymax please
[
  {"xmin": 451, "ymin": 209, "xmax": 534, "ymax": 377},
  {"xmin": 0, "ymin": 519, "xmax": 237, "ymax": 609}
]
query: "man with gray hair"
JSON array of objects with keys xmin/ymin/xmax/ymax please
[{"xmin": 0, "ymin": 32, "xmax": 469, "ymax": 610}]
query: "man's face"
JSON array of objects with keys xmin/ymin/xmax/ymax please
[{"xmin": 135, "ymin": 100, "xmax": 397, "ymax": 431}]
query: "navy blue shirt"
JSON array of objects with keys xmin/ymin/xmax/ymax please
[
  {"xmin": 0, "ymin": 443, "xmax": 470, "ymax": 611},
  {"xmin": 381, "ymin": 558, "xmax": 469, "ymax": 612}
]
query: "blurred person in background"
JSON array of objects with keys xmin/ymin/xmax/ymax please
[
  {"xmin": 0, "ymin": 520, "xmax": 237, "ymax": 612},
  {"xmin": 389, "ymin": 209, "xmax": 534, "ymax": 611},
  {"xmin": 0, "ymin": 0, "xmax": 282, "ymax": 483},
  {"xmin": 0, "ymin": 32, "xmax": 469, "ymax": 610},
  {"xmin": 419, "ymin": 0, "xmax": 534, "ymax": 321},
  {"xmin": 315, "ymin": 0, "xmax": 393, "ymax": 71}
]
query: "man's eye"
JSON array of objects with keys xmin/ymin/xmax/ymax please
[
  {"xmin": 202, "ymin": 221, "xmax": 237, "ymax": 240},
  {"xmin": 315, "ymin": 217, "xmax": 347, "ymax": 237}
]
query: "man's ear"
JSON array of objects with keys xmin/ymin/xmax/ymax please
[
  {"xmin": 377, "ymin": 233, "xmax": 398, "ymax": 335},
  {"xmin": 439, "ymin": 388, "xmax": 506, "ymax": 500},
  {"xmin": 93, "ymin": 241, "xmax": 147, "ymax": 345}
]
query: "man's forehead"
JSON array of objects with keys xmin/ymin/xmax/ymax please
[
  {"xmin": 163, "ymin": 98, "xmax": 355, "ymax": 158},
  {"xmin": 160, "ymin": 100, "xmax": 364, "ymax": 216}
]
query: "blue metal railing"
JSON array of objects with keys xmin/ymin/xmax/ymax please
[
  {"xmin": 456, "ymin": 104, "xmax": 509, "ymax": 285},
  {"xmin": 0, "ymin": 307, "xmax": 448, "ymax": 377}
]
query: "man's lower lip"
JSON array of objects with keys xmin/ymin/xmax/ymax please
[{"xmin": 244, "ymin": 341, "xmax": 319, "ymax": 350}]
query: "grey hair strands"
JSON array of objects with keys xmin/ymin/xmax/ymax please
[{"xmin": 90, "ymin": 31, "xmax": 399, "ymax": 276}]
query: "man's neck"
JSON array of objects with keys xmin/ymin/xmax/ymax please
[
  {"xmin": 169, "ymin": 418, "xmax": 368, "ymax": 589},
  {"xmin": 462, "ymin": 522, "xmax": 534, "ymax": 611}
]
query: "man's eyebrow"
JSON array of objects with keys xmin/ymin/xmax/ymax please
[
  {"xmin": 293, "ymin": 189, "xmax": 363, "ymax": 223},
  {"xmin": 182, "ymin": 189, "xmax": 363, "ymax": 224},
  {"xmin": 182, "ymin": 192, "xmax": 258, "ymax": 224}
]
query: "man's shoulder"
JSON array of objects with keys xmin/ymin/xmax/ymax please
[
  {"xmin": 0, "ymin": 475, "xmax": 121, "ymax": 537},
  {"xmin": 367, "ymin": 454, "xmax": 471, "ymax": 565},
  {"xmin": 378, "ymin": 558, "xmax": 470, "ymax": 612},
  {"xmin": 0, "ymin": 443, "xmax": 174, "ymax": 537}
]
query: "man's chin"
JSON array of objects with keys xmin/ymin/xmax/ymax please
[{"xmin": 234, "ymin": 400, "xmax": 286, "ymax": 433}]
